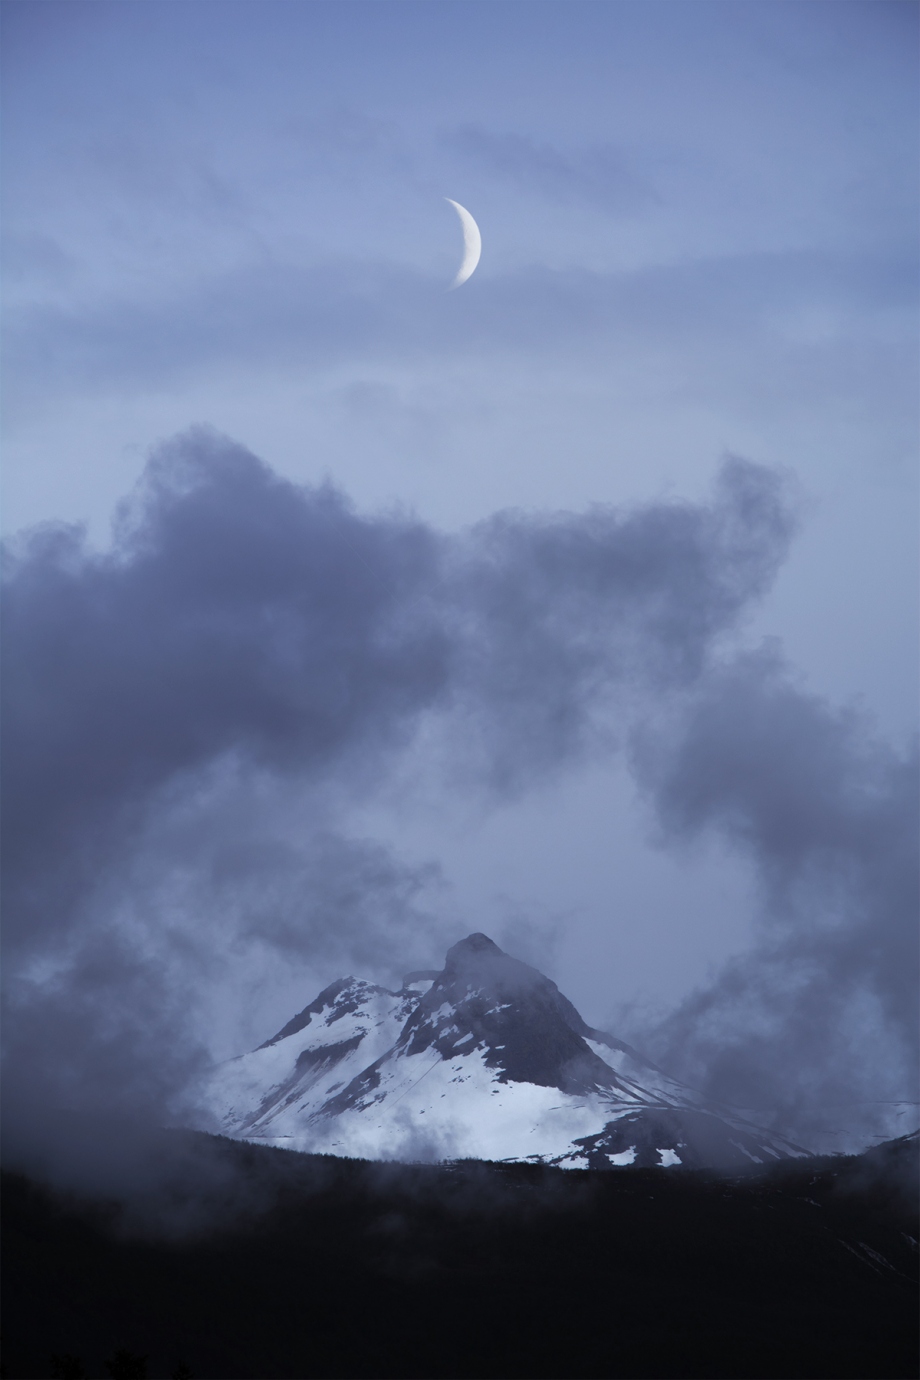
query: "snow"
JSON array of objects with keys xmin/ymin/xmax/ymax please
[
  {"xmin": 729, "ymin": 1140, "xmax": 764, "ymax": 1165},
  {"xmin": 608, "ymin": 1147, "xmax": 637, "ymax": 1166},
  {"xmin": 585, "ymin": 1040, "xmax": 699, "ymax": 1107},
  {"xmin": 200, "ymin": 955, "xmax": 810, "ymax": 1170},
  {"xmin": 203, "ymin": 982, "xmax": 418, "ymax": 1137},
  {"xmin": 275, "ymin": 1045, "xmax": 619, "ymax": 1164}
]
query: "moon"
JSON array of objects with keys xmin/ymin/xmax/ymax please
[{"xmin": 445, "ymin": 198, "xmax": 481, "ymax": 289}]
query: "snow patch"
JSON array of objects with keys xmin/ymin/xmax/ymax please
[
  {"xmin": 608, "ymin": 1147, "xmax": 637, "ymax": 1166},
  {"xmin": 729, "ymin": 1140, "xmax": 764, "ymax": 1164}
]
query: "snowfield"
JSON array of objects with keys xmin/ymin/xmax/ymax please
[{"xmin": 201, "ymin": 934, "xmax": 809, "ymax": 1170}]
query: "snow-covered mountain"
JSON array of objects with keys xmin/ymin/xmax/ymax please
[{"xmin": 204, "ymin": 932, "xmax": 807, "ymax": 1169}]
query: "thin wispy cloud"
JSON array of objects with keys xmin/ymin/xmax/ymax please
[
  {"xmin": 5, "ymin": 248, "xmax": 911, "ymax": 405},
  {"xmin": 443, "ymin": 126, "xmax": 657, "ymax": 213}
]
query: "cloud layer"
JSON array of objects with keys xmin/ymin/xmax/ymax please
[
  {"xmin": 7, "ymin": 248, "xmax": 912, "ymax": 403},
  {"xmin": 443, "ymin": 126, "xmax": 656, "ymax": 213},
  {"xmin": 2, "ymin": 429, "xmax": 914, "ymax": 1188},
  {"xmin": 631, "ymin": 649, "xmax": 918, "ymax": 1142},
  {"xmin": 4, "ymin": 429, "xmax": 793, "ymax": 940}
]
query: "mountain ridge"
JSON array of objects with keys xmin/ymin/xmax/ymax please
[{"xmin": 205, "ymin": 931, "xmax": 808, "ymax": 1168}]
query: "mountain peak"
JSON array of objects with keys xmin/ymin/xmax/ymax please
[
  {"xmin": 447, "ymin": 932, "xmax": 502, "ymax": 961},
  {"xmin": 396, "ymin": 933, "xmax": 623, "ymax": 1095},
  {"xmin": 442, "ymin": 932, "xmax": 548, "ymax": 995},
  {"xmin": 206, "ymin": 933, "xmax": 809, "ymax": 1170}
]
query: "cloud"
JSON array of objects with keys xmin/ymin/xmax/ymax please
[
  {"xmin": 1, "ymin": 430, "xmax": 795, "ymax": 1187},
  {"xmin": 5, "ymin": 247, "xmax": 911, "ymax": 405},
  {"xmin": 631, "ymin": 646, "xmax": 919, "ymax": 1142},
  {"xmin": 290, "ymin": 108, "xmax": 410, "ymax": 177},
  {"xmin": 3, "ymin": 427, "xmax": 914, "ymax": 1180},
  {"xmin": 3, "ymin": 431, "xmax": 445, "ymax": 940},
  {"xmin": 443, "ymin": 126, "xmax": 657, "ymax": 213},
  {"xmin": 446, "ymin": 453, "xmax": 796, "ymax": 789},
  {"xmin": 3, "ymin": 433, "xmax": 793, "ymax": 912},
  {"xmin": 1, "ymin": 230, "xmax": 77, "ymax": 288}
]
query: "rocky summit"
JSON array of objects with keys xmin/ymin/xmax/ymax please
[{"xmin": 204, "ymin": 932, "xmax": 806, "ymax": 1168}]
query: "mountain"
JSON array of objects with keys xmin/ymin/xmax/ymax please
[{"xmin": 204, "ymin": 932, "xmax": 806, "ymax": 1169}]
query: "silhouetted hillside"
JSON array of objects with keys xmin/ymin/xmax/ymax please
[{"xmin": 2, "ymin": 1131, "xmax": 917, "ymax": 1379}]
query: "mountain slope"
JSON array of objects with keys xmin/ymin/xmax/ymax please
[
  {"xmin": 204, "ymin": 933, "xmax": 805, "ymax": 1168},
  {"xmin": 208, "ymin": 977, "xmax": 420, "ymax": 1139}
]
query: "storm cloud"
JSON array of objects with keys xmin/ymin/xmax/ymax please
[
  {"xmin": 3, "ymin": 428, "xmax": 795, "ymax": 913},
  {"xmin": 2, "ymin": 430, "xmax": 796, "ymax": 1175},
  {"xmin": 631, "ymin": 648, "xmax": 919, "ymax": 1143},
  {"xmin": 2, "ymin": 428, "xmax": 914, "ymax": 1188}
]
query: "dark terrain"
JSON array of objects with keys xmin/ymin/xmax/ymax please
[{"xmin": 2, "ymin": 1130, "xmax": 917, "ymax": 1379}]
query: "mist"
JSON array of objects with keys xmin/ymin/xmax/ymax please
[
  {"xmin": 630, "ymin": 647, "xmax": 918, "ymax": 1144},
  {"xmin": 2, "ymin": 429, "xmax": 915, "ymax": 1200}
]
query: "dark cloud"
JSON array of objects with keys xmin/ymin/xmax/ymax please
[
  {"xmin": 447, "ymin": 455, "xmax": 795, "ymax": 789},
  {"xmin": 4, "ymin": 430, "xmax": 914, "ymax": 1182},
  {"xmin": 631, "ymin": 647, "xmax": 919, "ymax": 1143},
  {"xmin": 3, "ymin": 431, "xmax": 445, "ymax": 940},
  {"xmin": 11, "ymin": 431, "xmax": 916, "ymax": 1170},
  {"xmin": 443, "ymin": 126, "xmax": 656, "ymax": 213},
  {"xmin": 4, "ymin": 431, "xmax": 793, "ymax": 932},
  {"xmin": 2, "ymin": 430, "xmax": 795, "ymax": 1187}
]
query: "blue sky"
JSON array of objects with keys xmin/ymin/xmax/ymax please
[
  {"xmin": 2, "ymin": 1, "xmax": 917, "ymax": 1154},
  {"xmin": 5, "ymin": 2, "xmax": 916, "ymax": 723}
]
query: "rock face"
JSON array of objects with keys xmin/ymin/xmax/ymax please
[
  {"xmin": 397, "ymin": 933, "xmax": 628, "ymax": 1093},
  {"xmin": 204, "ymin": 933, "xmax": 807, "ymax": 1169}
]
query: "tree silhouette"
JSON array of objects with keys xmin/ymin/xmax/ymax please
[
  {"xmin": 104, "ymin": 1349, "xmax": 147, "ymax": 1379},
  {"xmin": 49, "ymin": 1355, "xmax": 87, "ymax": 1379},
  {"xmin": 170, "ymin": 1364, "xmax": 193, "ymax": 1380}
]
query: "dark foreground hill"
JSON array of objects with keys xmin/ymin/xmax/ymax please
[{"xmin": 2, "ymin": 1131, "xmax": 917, "ymax": 1380}]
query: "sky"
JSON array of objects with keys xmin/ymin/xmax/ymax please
[{"xmin": 2, "ymin": 0, "xmax": 917, "ymax": 1180}]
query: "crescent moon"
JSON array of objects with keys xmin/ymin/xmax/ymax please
[{"xmin": 445, "ymin": 198, "xmax": 481, "ymax": 289}]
